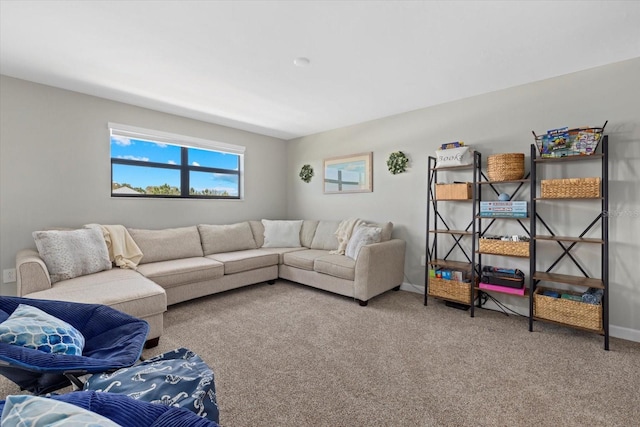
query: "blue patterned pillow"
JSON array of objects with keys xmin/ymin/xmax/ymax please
[
  {"xmin": 1, "ymin": 395, "xmax": 121, "ymax": 427},
  {"xmin": 0, "ymin": 304, "xmax": 85, "ymax": 355}
]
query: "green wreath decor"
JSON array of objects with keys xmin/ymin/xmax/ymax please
[
  {"xmin": 387, "ymin": 151, "xmax": 409, "ymax": 175},
  {"xmin": 299, "ymin": 164, "xmax": 314, "ymax": 183}
]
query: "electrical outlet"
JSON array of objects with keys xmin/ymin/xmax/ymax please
[
  {"xmin": 3, "ymin": 268, "xmax": 16, "ymax": 283},
  {"xmin": 420, "ymin": 255, "xmax": 426, "ymax": 266}
]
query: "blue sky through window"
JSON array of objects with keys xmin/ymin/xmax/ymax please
[{"xmin": 111, "ymin": 137, "xmax": 240, "ymax": 195}]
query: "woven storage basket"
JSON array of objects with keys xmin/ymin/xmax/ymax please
[
  {"xmin": 487, "ymin": 153, "xmax": 525, "ymax": 181},
  {"xmin": 435, "ymin": 183, "xmax": 472, "ymax": 200},
  {"xmin": 541, "ymin": 177, "xmax": 600, "ymax": 199},
  {"xmin": 428, "ymin": 277, "xmax": 471, "ymax": 304},
  {"xmin": 534, "ymin": 287, "xmax": 603, "ymax": 332},
  {"xmin": 479, "ymin": 239, "xmax": 529, "ymax": 257}
]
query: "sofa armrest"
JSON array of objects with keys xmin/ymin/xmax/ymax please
[
  {"xmin": 16, "ymin": 249, "xmax": 52, "ymax": 296},
  {"xmin": 353, "ymin": 239, "xmax": 406, "ymax": 302}
]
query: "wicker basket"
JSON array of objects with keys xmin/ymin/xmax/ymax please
[
  {"xmin": 487, "ymin": 153, "xmax": 525, "ymax": 181},
  {"xmin": 479, "ymin": 238, "xmax": 529, "ymax": 257},
  {"xmin": 428, "ymin": 277, "xmax": 471, "ymax": 304},
  {"xmin": 541, "ymin": 177, "xmax": 600, "ymax": 199},
  {"xmin": 534, "ymin": 287, "xmax": 603, "ymax": 332},
  {"xmin": 435, "ymin": 183, "xmax": 472, "ymax": 200}
]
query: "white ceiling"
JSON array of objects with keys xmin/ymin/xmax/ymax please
[{"xmin": 1, "ymin": 1, "xmax": 639, "ymax": 140}]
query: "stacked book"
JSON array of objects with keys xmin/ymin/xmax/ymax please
[{"xmin": 479, "ymin": 201, "xmax": 527, "ymax": 218}]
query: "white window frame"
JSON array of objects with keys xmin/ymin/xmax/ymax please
[{"xmin": 109, "ymin": 123, "xmax": 245, "ymax": 199}]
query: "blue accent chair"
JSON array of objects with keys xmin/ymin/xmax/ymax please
[{"xmin": 0, "ymin": 296, "xmax": 149, "ymax": 395}]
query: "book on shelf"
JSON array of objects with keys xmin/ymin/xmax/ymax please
[{"xmin": 479, "ymin": 282, "xmax": 526, "ymax": 296}]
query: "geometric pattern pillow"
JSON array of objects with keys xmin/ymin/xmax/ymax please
[
  {"xmin": 32, "ymin": 226, "xmax": 112, "ymax": 283},
  {"xmin": 1, "ymin": 394, "xmax": 121, "ymax": 427},
  {"xmin": 0, "ymin": 304, "xmax": 85, "ymax": 355}
]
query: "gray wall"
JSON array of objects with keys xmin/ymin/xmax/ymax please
[
  {"xmin": 286, "ymin": 58, "xmax": 640, "ymax": 340},
  {"xmin": 0, "ymin": 76, "xmax": 288, "ymax": 294}
]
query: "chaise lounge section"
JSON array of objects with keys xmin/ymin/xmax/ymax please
[{"xmin": 15, "ymin": 219, "xmax": 406, "ymax": 347}]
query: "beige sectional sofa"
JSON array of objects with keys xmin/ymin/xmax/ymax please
[{"xmin": 15, "ymin": 220, "xmax": 406, "ymax": 347}]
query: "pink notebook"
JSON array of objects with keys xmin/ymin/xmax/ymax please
[{"xmin": 479, "ymin": 282, "xmax": 526, "ymax": 296}]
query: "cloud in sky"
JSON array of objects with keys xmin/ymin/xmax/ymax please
[
  {"xmin": 168, "ymin": 160, "xmax": 177, "ymax": 165},
  {"xmin": 111, "ymin": 136, "xmax": 131, "ymax": 146},
  {"xmin": 192, "ymin": 161, "xmax": 200, "ymax": 166},
  {"xmin": 118, "ymin": 155, "xmax": 149, "ymax": 162}
]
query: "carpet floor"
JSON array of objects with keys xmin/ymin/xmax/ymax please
[{"xmin": 1, "ymin": 280, "xmax": 639, "ymax": 426}]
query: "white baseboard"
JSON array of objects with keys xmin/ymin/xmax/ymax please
[
  {"xmin": 398, "ymin": 282, "xmax": 640, "ymax": 343},
  {"xmin": 610, "ymin": 325, "xmax": 640, "ymax": 343},
  {"xmin": 400, "ymin": 281, "xmax": 423, "ymax": 294}
]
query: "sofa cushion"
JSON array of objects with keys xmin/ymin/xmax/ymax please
[
  {"xmin": 258, "ymin": 247, "xmax": 308, "ymax": 264},
  {"xmin": 262, "ymin": 220, "xmax": 303, "ymax": 248},
  {"xmin": 198, "ymin": 222, "xmax": 257, "ymax": 255},
  {"xmin": 248, "ymin": 220, "xmax": 265, "ymax": 247},
  {"xmin": 300, "ymin": 220, "xmax": 319, "ymax": 248},
  {"xmin": 32, "ymin": 227, "xmax": 111, "ymax": 283},
  {"xmin": 313, "ymin": 255, "xmax": 356, "ymax": 281},
  {"xmin": 129, "ymin": 226, "xmax": 203, "ymax": 264},
  {"xmin": 206, "ymin": 250, "xmax": 278, "ymax": 275},
  {"xmin": 310, "ymin": 220, "xmax": 341, "ymax": 250},
  {"xmin": 135, "ymin": 257, "xmax": 224, "ymax": 289},
  {"xmin": 25, "ymin": 269, "xmax": 166, "ymax": 321},
  {"xmin": 283, "ymin": 249, "xmax": 330, "ymax": 271}
]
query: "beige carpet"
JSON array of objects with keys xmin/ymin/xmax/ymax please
[{"xmin": 1, "ymin": 280, "xmax": 639, "ymax": 426}]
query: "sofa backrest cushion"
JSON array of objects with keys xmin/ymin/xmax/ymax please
[
  {"xmin": 309, "ymin": 220, "xmax": 341, "ymax": 250},
  {"xmin": 248, "ymin": 221, "xmax": 265, "ymax": 247},
  {"xmin": 300, "ymin": 220, "xmax": 319, "ymax": 248},
  {"xmin": 129, "ymin": 226, "xmax": 203, "ymax": 264},
  {"xmin": 198, "ymin": 222, "xmax": 257, "ymax": 255}
]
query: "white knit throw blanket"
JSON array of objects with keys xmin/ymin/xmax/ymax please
[{"xmin": 330, "ymin": 218, "xmax": 364, "ymax": 255}]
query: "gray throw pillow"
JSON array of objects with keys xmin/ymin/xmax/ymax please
[
  {"xmin": 345, "ymin": 225, "xmax": 382, "ymax": 260},
  {"xmin": 32, "ymin": 226, "xmax": 111, "ymax": 283}
]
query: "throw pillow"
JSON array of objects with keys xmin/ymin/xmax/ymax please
[
  {"xmin": 32, "ymin": 226, "xmax": 111, "ymax": 283},
  {"xmin": 261, "ymin": 220, "xmax": 303, "ymax": 248},
  {"xmin": 1, "ymin": 395, "xmax": 121, "ymax": 427},
  {"xmin": 345, "ymin": 225, "xmax": 382, "ymax": 260},
  {"xmin": 0, "ymin": 304, "xmax": 85, "ymax": 356}
]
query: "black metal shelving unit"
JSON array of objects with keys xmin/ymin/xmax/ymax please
[
  {"xmin": 474, "ymin": 169, "xmax": 532, "ymax": 315},
  {"xmin": 529, "ymin": 136, "xmax": 609, "ymax": 350},
  {"xmin": 424, "ymin": 151, "xmax": 481, "ymax": 315}
]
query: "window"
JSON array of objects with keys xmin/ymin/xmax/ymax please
[{"xmin": 109, "ymin": 123, "xmax": 244, "ymax": 199}]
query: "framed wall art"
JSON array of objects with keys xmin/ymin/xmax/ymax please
[{"xmin": 323, "ymin": 152, "xmax": 372, "ymax": 194}]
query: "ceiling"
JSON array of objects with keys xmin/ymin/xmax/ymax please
[{"xmin": 1, "ymin": 1, "xmax": 639, "ymax": 140}]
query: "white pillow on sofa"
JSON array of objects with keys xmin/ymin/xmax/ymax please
[
  {"xmin": 261, "ymin": 220, "xmax": 303, "ymax": 248},
  {"xmin": 32, "ymin": 226, "xmax": 111, "ymax": 283},
  {"xmin": 345, "ymin": 225, "xmax": 382, "ymax": 260}
]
